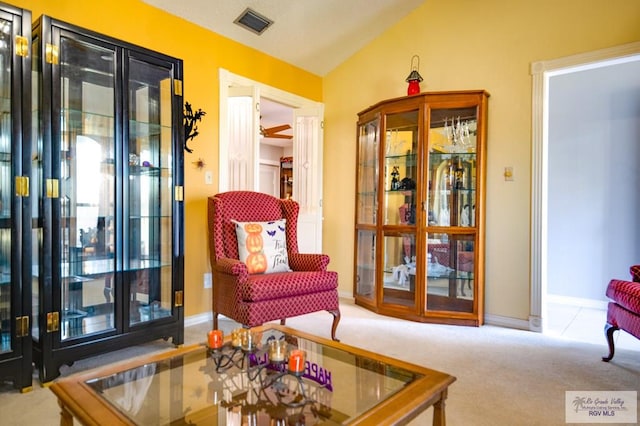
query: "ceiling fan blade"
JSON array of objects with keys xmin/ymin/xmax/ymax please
[
  {"xmin": 263, "ymin": 124, "xmax": 291, "ymax": 134},
  {"xmin": 266, "ymin": 133, "xmax": 293, "ymax": 139}
]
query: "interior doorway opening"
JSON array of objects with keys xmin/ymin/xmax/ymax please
[
  {"xmin": 218, "ymin": 69, "xmax": 325, "ymax": 253},
  {"xmin": 259, "ymin": 98, "xmax": 293, "ymax": 199},
  {"xmin": 530, "ymin": 42, "xmax": 640, "ymax": 339}
]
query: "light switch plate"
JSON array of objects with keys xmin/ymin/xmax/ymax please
[{"xmin": 504, "ymin": 166, "xmax": 514, "ymax": 181}]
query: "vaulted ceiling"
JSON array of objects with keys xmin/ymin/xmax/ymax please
[{"xmin": 143, "ymin": 0, "xmax": 423, "ymax": 76}]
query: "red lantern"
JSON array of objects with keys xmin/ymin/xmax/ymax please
[{"xmin": 405, "ymin": 55, "xmax": 423, "ymax": 96}]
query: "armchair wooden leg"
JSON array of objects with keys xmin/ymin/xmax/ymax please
[
  {"xmin": 329, "ymin": 309, "xmax": 341, "ymax": 342},
  {"xmin": 280, "ymin": 319, "xmax": 286, "ymax": 326},
  {"xmin": 602, "ymin": 323, "xmax": 618, "ymax": 362},
  {"xmin": 213, "ymin": 312, "xmax": 219, "ymax": 330}
]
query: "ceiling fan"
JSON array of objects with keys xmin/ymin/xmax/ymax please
[{"xmin": 260, "ymin": 123, "xmax": 292, "ymax": 139}]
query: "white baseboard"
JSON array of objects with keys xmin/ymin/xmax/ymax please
[
  {"xmin": 338, "ymin": 291, "xmax": 353, "ymax": 300},
  {"xmin": 185, "ymin": 312, "xmax": 212, "ymax": 327},
  {"xmin": 484, "ymin": 313, "xmax": 531, "ymax": 331},
  {"xmin": 339, "ymin": 291, "xmax": 532, "ymax": 331}
]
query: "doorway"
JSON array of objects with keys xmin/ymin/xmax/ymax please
[
  {"xmin": 259, "ymin": 98, "xmax": 294, "ymax": 199},
  {"xmin": 530, "ymin": 42, "xmax": 640, "ymax": 336},
  {"xmin": 218, "ymin": 69, "xmax": 325, "ymax": 253}
]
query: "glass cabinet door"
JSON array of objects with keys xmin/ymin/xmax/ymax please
[
  {"xmin": 126, "ymin": 55, "xmax": 175, "ymax": 326},
  {"xmin": 356, "ymin": 117, "xmax": 378, "ymax": 226},
  {"xmin": 426, "ymin": 105, "xmax": 478, "ymax": 313},
  {"xmin": 381, "ymin": 110, "xmax": 418, "ymax": 308},
  {"xmin": 0, "ymin": 10, "xmax": 13, "ymax": 354},
  {"xmin": 0, "ymin": 4, "xmax": 33, "ymax": 391},
  {"xmin": 31, "ymin": 14, "xmax": 183, "ymax": 384},
  {"xmin": 354, "ymin": 116, "xmax": 378, "ymax": 302},
  {"xmin": 58, "ymin": 35, "xmax": 117, "ymax": 341}
]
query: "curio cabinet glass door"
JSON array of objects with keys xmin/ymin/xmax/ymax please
[
  {"xmin": 32, "ymin": 16, "xmax": 184, "ymax": 383},
  {"xmin": 424, "ymin": 99, "xmax": 485, "ymax": 319},
  {"xmin": 0, "ymin": 2, "xmax": 32, "ymax": 392},
  {"xmin": 354, "ymin": 113, "xmax": 379, "ymax": 307}
]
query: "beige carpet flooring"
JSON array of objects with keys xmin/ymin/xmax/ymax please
[{"xmin": 1, "ymin": 299, "xmax": 638, "ymax": 425}]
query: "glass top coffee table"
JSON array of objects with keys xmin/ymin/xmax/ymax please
[{"xmin": 50, "ymin": 325, "xmax": 455, "ymax": 425}]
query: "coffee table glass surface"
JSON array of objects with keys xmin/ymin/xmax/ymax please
[{"xmin": 51, "ymin": 325, "xmax": 454, "ymax": 425}]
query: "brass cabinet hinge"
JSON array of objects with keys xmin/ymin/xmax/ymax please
[
  {"xmin": 174, "ymin": 79, "xmax": 183, "ymax": 96},
  {"xmin": 174, "ymin": 185, "xmax": 184, "ymax": 202},
  {"xmin": 15, "ymin": 176, "xmax": 29, "ymax": 197},
  {"xmin": 15, "ymin": 36, "xmax": 29, "ymax": 57},
  {"xmin": 46, "ymin": 178, "xmax": 59, "ymax": 198},
  {"xmin": 46, "ymin": 311, "xmax": 59, "ymax": 333},
  {"xmin": 45, "ymin": 43, "xmax": 59, "ymax": 64},
  {"xmin": 16, "ymin": 316, "xmax": 29, "ymax": 338},
  {"xmin": 174, "ymin": 290, "xmax": 183, "ymax": 307}
]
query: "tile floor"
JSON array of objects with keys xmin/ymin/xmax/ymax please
[{"xmin": 545, "ymin": 301, "xmax": 640, "ymax": 352}]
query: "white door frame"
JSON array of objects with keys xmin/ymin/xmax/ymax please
[
  {"xmin": 529, "ymin": 41, "xmax": 640, "ymax": 332},
  {"xmin": 218, "ymin": 69, "xmax": 325, "ymax": 252}
]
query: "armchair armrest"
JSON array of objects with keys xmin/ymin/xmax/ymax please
[
  {"xmin": 213, "ymin": 257, "xmax": 249, "ymax": 282},
  {"xmin": 630, "ymin": 265, "xmax": 640, "ymax": 282},
  {"xmin": 289, "ymin": 253, "xmax": 330, "ymax": 272}
]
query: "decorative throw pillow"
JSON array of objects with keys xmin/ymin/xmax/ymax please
[{"xmin": 232, "ymin": 219, "xmax": 292, "ymax": 274}]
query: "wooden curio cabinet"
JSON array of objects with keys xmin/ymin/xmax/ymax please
[
  {"xmin": 31, "ymin": 16, "xmax": 185, "ymax": 382},
  {"xmin": 354, "ymin": 91, "xmax": 489, "ymax": 326},
  {"xmin": 0, "ymin": 1, "xmax": 32, "ymax": 392}
]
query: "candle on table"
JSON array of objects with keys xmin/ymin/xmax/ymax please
[
  {"xmin": 231, "ymin": 328, "xmax": 243, "ymax": 347},
  {"xmin": 208, "ymin": 329, "xmax": 223, "ymax": 349},
  {"xmin": 288, "ymin": 349, "xmax": 305, "ymax": 374},
  {"xmin": 269, "ymin": 339, "xmax": 287, "ymax": 362},
  {"xmin": 241, "ymin": 329, "xmax": 254, "ymax": 350}
]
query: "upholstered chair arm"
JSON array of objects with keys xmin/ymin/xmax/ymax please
[
  {"xmin": 288, "ymin": 253, "xmax": 330, "ymax": 272},
  {"xmin": 630, "ymin": 265, "xmax": 640, "ymax": 282},
  {"xmin": 214, "ymin": 257, "xmax": 249, "ymax": 282}
]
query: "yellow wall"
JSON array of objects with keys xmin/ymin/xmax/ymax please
[
  {"xmin": 13, "ymin": 0, "xmax": 322, "ymax": 317},
  {"xmin": 323, "ymin": 0, "xmax": 640, "ymax": 321}
]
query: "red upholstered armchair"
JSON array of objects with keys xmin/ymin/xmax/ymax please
[
  {"xmin": 603, "ymin": 265, "xmax": 640, "ymax": 361},
  {"xmin": 207, "ymin": 191, "xmax": 340, "ymax": 341}
]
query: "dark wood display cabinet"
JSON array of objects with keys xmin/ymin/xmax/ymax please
[
  {"xmin": 0, "ymin": 1, "xmax": 32, "ymax": 392},
  {"xmin": 31, "ymin": 16, "xmax": 185, "ymax": 383},
  {"xmin": 354, "ymin": 91, "xmax": 489, "ymax": 326}
]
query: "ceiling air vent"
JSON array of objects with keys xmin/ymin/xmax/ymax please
[{"xmin": 234, "ymin": 8, "xmax": 273, "ymax": 35}]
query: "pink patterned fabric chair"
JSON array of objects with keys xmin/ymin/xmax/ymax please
[
  {"xmin": 207, "ymin": 191, "xmax": 340, "ymax": 340},
  {"xmin": 603, "ymin": 265, "xmax": 640, "ymax": 361}
]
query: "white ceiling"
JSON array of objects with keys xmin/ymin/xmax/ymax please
[
  {"xmin": 142, "ymin": 0, "xmax": 424, "ymax": 76},
  {"xmin": 143, "ymin": 0, "xmax": 423, "ymax": 147}
]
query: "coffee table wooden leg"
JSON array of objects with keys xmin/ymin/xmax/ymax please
[
  {"xmin": 433, "ymin": 388, "xmax": 448, "ymax": 426},
  {"xmin": 58, "ymin": 399, "xmax": 74, "ymax": 426}
]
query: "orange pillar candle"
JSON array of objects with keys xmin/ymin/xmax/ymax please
[
  {"xmin": 208, "ymin": 329, "xmax": 223, "ymax": 349},
  {"xmin": 288, "ymin": 349, "xmax": 305, "ymax": 374}
]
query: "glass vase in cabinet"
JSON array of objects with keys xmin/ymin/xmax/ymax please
[
  {"xmin": 354, "ymin": 91, "xmax": 488, "ymax": 326},
  {"xmin": 31, "ymin": 16, "xmax": 185, "ymax": 383}
]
